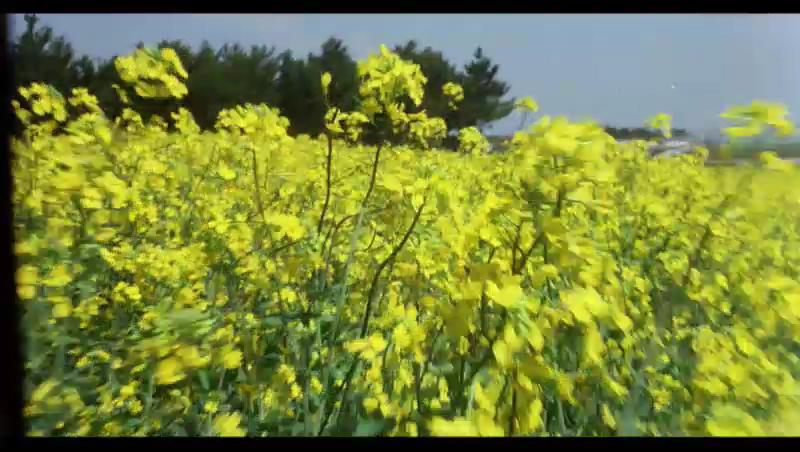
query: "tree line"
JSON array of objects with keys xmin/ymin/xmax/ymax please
[
  {"xmin": 12, "ymin": 15, "xmax": 690, "ymax": 147},
  {"xmin": 603, "ymin": 126, "xmax": 688, "ymax": 141},
  {"xmin": 11, "ymin": 14, "xmax": 516, "ymax": 148}
]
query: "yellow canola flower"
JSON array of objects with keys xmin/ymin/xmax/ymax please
[
  {"xmin": 218, "ymin": 162, "xmax": 237, "ymax": 181},
  {"xmin": 485, "ymin": 280, "xmax": 524, "ymax": 308},
  {"xmin": 706, "ymin": 404, "xmax": 765, "ymax": 436},
  {"xmin": 204, "ymin": 400, "xmax": 219, "ymax": 414},
  {"xmin": 583, "ymin": 326, "xmax": 606, "ymax": 366},
  {"xmin": 222, "ymin": 349, "xmax": 243, "ymax": 370},
  {"xmin": 556, "ymin": 373, "xmax": 577, "ymax": 405},
  {"xmin": 646, "ymin": 113, "xmax": 672, "ymax": 138},
  {"xmin": 43, "ymin": 264, "xmax": 72, "ymax": 288},
  {"xmin": 267, "ymin": 213, "xmax": 306, "ymax": 240},
  {"xmin": 31, "ymin": 379, "xmax": 59, "ymax": 404},
  {"xmin": 212, "ymin": 412, "xmax": 246, "ymax": 437},
  {"xmin": 155, "ymin": 357, "xmax": 186, "ymax": 386},
  {"xmin": 475, "ymin": 413, "xmax": 504, "ymax": 436},
  {"xmin": 515, "ymin": 96, "xmax": 539, "ymax": 113},
  {"xmin": 177, "ymin": 345, "xmax": 210, "ymax": 368},
  {"xmin": 601, "ymin": 404, "xmax": 617, "ymax": 429},
  {"xmin": 345, "ymin": 333, "xmax": 388, "ymax": 361},
  {"xmin": 442, "ymin": 82, "xmax": 464, "ymax": 109},
  {"xmin": 428, "ymin": 417, "xmax": 479, "ymax": 436},
  {"xmin": 321, "ymin": 72, "xmax": 332, "ymax": 96},
  {"xmin": 16, "ymin": 265, "xmax": 38, "ymax": 286},
  {"xmin": 52, "ymin": 301, "xmax": 73, "ymax": 318},
  {"xmin": 526, "ymin": 322, "xmax": 545, "ymax": 352},
  {"xmin": 492, "ymin": 340, "xmax": 513, "ymax": 369},
  {"xmin": 560, "ymin": 286, "xmax": 608, "ymax": 325}
]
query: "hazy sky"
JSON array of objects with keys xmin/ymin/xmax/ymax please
[{"xmin": 10, "ymin": 14, "xmax": 800, "ymax": 136}]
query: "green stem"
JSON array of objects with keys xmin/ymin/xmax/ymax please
[
  {"xmin": 250, "ymin": 144, "xmax": 265, "ymax": 220},
  {"xmin": 360, "ymin": 199, "xmax": 426, "ymax": 338},
  {"xmin": 509, "ymin": 386, "xmax": 517, "ymax": 435},
  {"xmin": 320, "ymin": 144, "xmax": 384, "ymax": 411},
  {"xmin": 303, "ymin": 338, "xmax": 312, "ymax": 435},
  {"xmin": 317, "ymin": 133, "xmax": 334, "ymax": 235}
]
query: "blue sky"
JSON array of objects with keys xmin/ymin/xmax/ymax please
[{"xmin": 10, "ymin": 14, "xmax": 800, "ymax": 137}]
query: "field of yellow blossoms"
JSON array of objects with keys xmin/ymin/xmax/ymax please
[{"xmin": 12, "ymin": 45, "xmax": 800, "ymax": 437}]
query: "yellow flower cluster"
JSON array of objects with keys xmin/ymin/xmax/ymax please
[
  {"xmin": 442, "ymin": 82, "xmax": 464, "ymax": 110},
  {"xmin": 721, "ymin": 100, "xmax": 795, "ymax": 138},
  {"xmin": 458, "ymin": 126, "xmax": 491, "ymax": 156},
  {"xmin": 114, "ymin": 47, "xmax": 189, "ymax": 99}
]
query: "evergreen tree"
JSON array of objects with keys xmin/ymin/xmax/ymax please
[{"xmin": 454, "ymin": 46, "xmax": 515, "ymax": 133}]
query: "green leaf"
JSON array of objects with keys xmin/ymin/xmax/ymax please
[
  {"xmin": 125, "ymin": 418, "xmax": 142, "ymax": 429},
  {"xmin": 354, "ymin": 418, "xmax": 386, "ymax": 437},
  {"xmin": 198, "ymin": 370, "xmax": 210, "ymax": 390},
  {"xmin": 262, "ymin": 317, "xmax": 284, "ymax": 328},
  {"xmin": 618, "ymin": 394, "xmax": 643, "ymax": 436},
  {"xmin": 429, "ymin": 362, "xmax": 454, "ymax": 376},
  {"xmin": 75, "ymin": 280, "xmax": 96, "ymax": 299},
  {"xmin": 290, "ymin": 421, "xmax": 305, "ymax": 436},
  {"xmin": 167, "ymin": 308, "xmax": 208, "ymax": 326},
  {"xmin": 169, "ymin": 423, "xmax": 188, "ymax": 436},
  {"xmin": 319, "ymin": 314, "xmax": 336, "ymax": 324},
  {"xmin": 56, "ymin": 335, "xmax": 81, "ymax": 346},
  {"xmin": 79, "ymin": 244, "xmax": 102, "ymax": 260}
]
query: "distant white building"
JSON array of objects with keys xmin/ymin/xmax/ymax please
[
  {"xmin": 616, "ymin": 138, "xmax": 696, "ymax": 157},
  {"xmin": 649, "ymin": 139, "xmax": 695, "ymax": 158}
]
